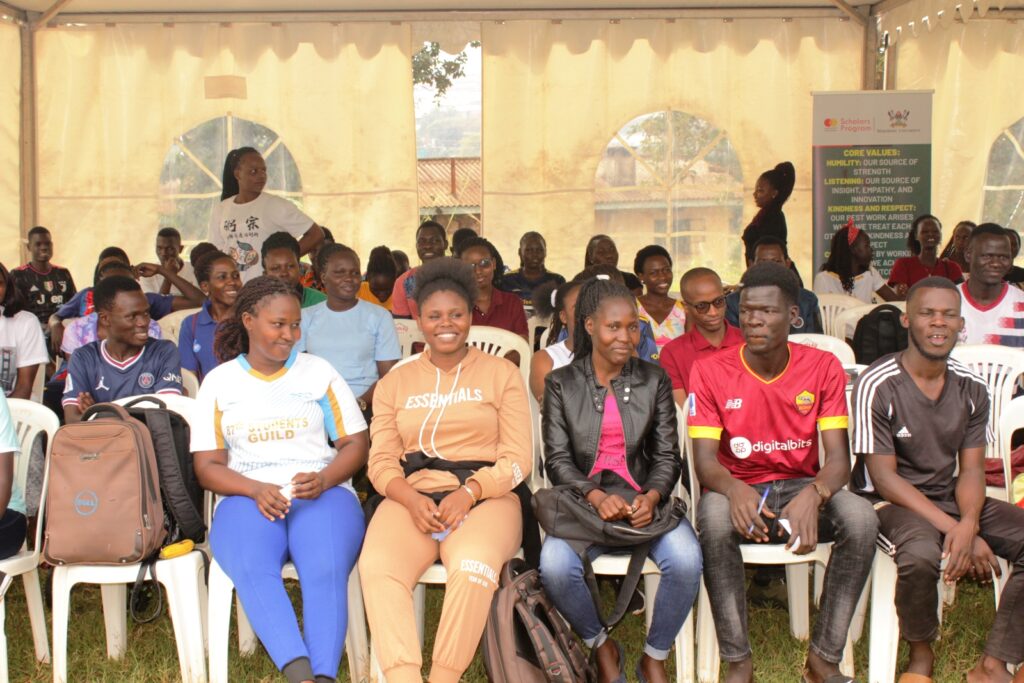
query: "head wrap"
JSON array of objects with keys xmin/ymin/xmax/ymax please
[{"xmin": 845, "ymin": 217, "xmax": 861, "ymax": 246}]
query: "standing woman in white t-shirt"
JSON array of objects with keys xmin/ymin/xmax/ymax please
[
  {"xmin": 813, "ymin": 221, "xmax": 900, "ymax": 304},
  {"xmin": 192, "ymin": 276, "xmax": 368, "ymax": 683},
  {"xmin": 209, "ymin": 147, "xmax": 325, "ymax": 284},
  {"xmin": 0, "ymin": 262, "xmax": 50, "ymax": 399}
]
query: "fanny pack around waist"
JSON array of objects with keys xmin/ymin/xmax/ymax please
[{"xmin": 364, "ymin": 451, "xmax": 541, "ymax": 567}]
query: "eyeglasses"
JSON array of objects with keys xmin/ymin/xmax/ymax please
[
  {"xmin": 468, "ymin": 258, "xmax": 494, "ymax": 270},
  {"xmin": 684, "ymin": 296, "xmax": 726, "ymax": 313}
]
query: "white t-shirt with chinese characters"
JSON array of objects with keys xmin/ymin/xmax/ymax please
[
  {"xmin": 958, "ymin": 282, "xmax": 1024, "ymax": 348},
  {"xmin": 140, "ymin": 261, "xmax": 196, "ymax": 296},
  {"xmin": 207, "ymin": 193, "xmax": 314, "ymax": 283},
  {"xmin": 190, "ymin": 349, "xmax": 367, "ymax": 493},
  {"xmin": 0, "ymin": 309, "xmax": 49, "ymax": 397},
  {"xmin": 813, "ymin": 266, "xmax": 887, "ymax": 304}
]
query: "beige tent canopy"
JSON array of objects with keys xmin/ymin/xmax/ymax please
[{"xmin": 1, "ymin": 0, "xmax": 1022, "ymax": 283}]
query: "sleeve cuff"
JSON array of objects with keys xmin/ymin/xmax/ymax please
[
  {"xmin": 817, "ymin": 416, "xmax": 849, "ymax": 431},
  {"xmin": 372, "ymin": 469, "xmax": 404, "ymax": 498},
  {"xmin": 688, "ymin": 425, "xmax": 723, "ymax": 440}
]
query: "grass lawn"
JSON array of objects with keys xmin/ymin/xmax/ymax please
[{"xmin": 1, "ymin": 568, "xmax": 998, "ymax": 682}]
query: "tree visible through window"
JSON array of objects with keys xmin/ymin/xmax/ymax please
[
  {"xmin": 594, "ymin": 110, "xmax": 745, "ymax": 284},
  {"xmin": 158, "ymin": 115, "xmax": 303, "ymax": 243},
  {"xmin": 983, "ymin": 116, "xmax": 1024, "ymax": 234}
]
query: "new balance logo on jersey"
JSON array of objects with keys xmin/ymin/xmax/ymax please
[
  {"xmin": 896, "ymin": 425, "xmax": 912, "ymax": 439},
  {"xmin": 725, "ymin": 398, "xmax": 743, "ymax": 410}
]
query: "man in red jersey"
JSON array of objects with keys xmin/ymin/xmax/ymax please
[{"xmin": 688, "ymin": 262, "xmax": 877, "ymax": 683}]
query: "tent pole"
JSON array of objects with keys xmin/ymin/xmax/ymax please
[
  {"xmin": 32, "ymin": 0, "xmax": 74, "ymax": 30},
  {"xmin": 828, "ymin": 0, "xmax": 866, "ymax": 26},
  {"xmin": 18, "ymin": 16, "xmax": 38, "ymax": 259}
]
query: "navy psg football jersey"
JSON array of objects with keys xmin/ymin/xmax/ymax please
[{"xmin": 62, "ymin": 338, "xmax": 182, "ymax": 407}]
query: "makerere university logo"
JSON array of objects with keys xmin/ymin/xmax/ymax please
[{"xmin": 888, "ymin": 109, "xmax": 910, "ymax": 128}]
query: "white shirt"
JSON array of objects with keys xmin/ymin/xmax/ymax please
[
  {"xmin": 543, "ymin": 340, "xmax": 573, "ymax": 370},
  {"xmin": 958, "ymin": 282, "xmax": 1024, "ymax": 348},
  {"xmin": 140, "ymin": 261, "xmax": 196, "ymax": 297},
  {"xmin": 0, "ymin": 309, "xmax": 49, "ymax": 396},
  {"xmin": 208, "ymin": 193, "xmax": 314, "ymax": 283},
  {"xmin": 813, "ymin": 266, "xmax": 886, "ymax": 304},
  {"xmin": 190, "ymin": 349, "xmax": 367, "ymax": 491}
]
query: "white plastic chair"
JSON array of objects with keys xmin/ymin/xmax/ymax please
[
  {"xmin": 51, "ymin": 394, "xmax": 206, "ymax": 683},
  {"xmin": 467, "ymin": 325, "xmax": 532, "ymax": 388},
  {"xmin": 0, "ymin": 400, "xmax": 59, "ymax": 683},
  {"xmin": 790, "ymin": 334, "xmax": 856, "ymax": 365},
  {"xmin": 30, "ymin": 362, "xmax": 48, "ymax": 403},
  {"xmin": 832, "ymin": 302, "xmax": 905, "ymax": 342},
  {"xmin": 158, "ymin": 307, "xmax": 201, "ymax": 345},
  {"xmin": 393, "ymin": 319, "xmax": 424, "ymax": 358},
  {"xmin": 181, "ymin": 368, "xmax": 200, "ymax": 398},
  {"xmin": 949, "ymin": 344, "xmax": 1024, "ymax": 501},
  {"xmin": 526, "ymin": 313, "xmax": 549, "ymax": 352},
  {"xmin": 207, "ymin": 560, "xmax": 369, "ymax": 683},
  {"xmin": 683, "ymin": 408, "xmax": 855, "ymax": 682},
  {"xmin": 816, "ymin": 294, "xmax": 867, "ymax": 340}
]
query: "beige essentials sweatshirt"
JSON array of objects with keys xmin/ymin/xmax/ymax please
[{"xmin": 369, "ymin": 346, "xmax": 533, "ymax": 500}]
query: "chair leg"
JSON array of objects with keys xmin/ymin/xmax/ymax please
[
  {"xmin": 99, "ymin": 584, "xmax": 127, "ymax": 660},
  {"xmin": 643, "ymin": 574, "xmax": 660, "ymax": 633},
  {"xmin": 813, "ymin": 562, "xmax": 825, "ymax": 607},
  {"xmin": 694, "ymin": 580, "xmax": 719, "ymax": 683},
  {"xmin": 345, "ymin": 568, "xmax": 369, "ymax": 683},
  {"xmin": 22, "ymin": 569, "xmax": 50, "ymax": 663},
  {"xmin": 850, "ymin": 578, "xmax": 870, "ymax": 644},
  {"xmin": 676, "ymin": 608, "xmax": 695, "ymax": 683},
  {"xmin": 413, "ymin": 584, "xmax": 426, "ymax": 651},
  {"xmin": 0, "ymin": 599, "xmax": 8, "ymax": 683},
  {"xmin": 162, "ymin": 556, "xmax": 207, "ymax": 683},
  {"xmin": 236, "ymin": 601, "xmax": 257, "ymax": 655},
  {"xmin": 868, "ymin": 552, "xmax": 899, "ymax": 683},
  {"xmin": 207, "ymin": 562, "xmax": 235, "ymax": 683},
  {"xmin": 50, "ymin": 567, "xmax": 73, "ymax": 683},
  {"xmin": 784, "ymin": 563, "xmax": 810, "ymax": 641}
]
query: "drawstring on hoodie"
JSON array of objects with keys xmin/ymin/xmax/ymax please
[{"xmin": 416, "ymin": 360, "xmax": 464, "ymax": 460}]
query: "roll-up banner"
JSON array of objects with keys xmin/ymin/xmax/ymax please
[{"xmin": 812, "ymin": 91, "xmax": 933, "ymax": 275}]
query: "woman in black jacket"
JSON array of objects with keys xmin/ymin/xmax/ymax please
[{"xmin": 539, "ymin": 276, "xmax": 702, "ymax": 683}]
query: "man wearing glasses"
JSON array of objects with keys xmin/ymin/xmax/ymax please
[{"xmin": 660, "ymin": 267, "xmax": 743, "ymax": 405}]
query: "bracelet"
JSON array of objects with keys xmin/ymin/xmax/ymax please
[{"xmin": 462, "ymin": 484, "xmax": 478, "ymax": 504}]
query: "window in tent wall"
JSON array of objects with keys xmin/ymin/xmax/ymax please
[
  {"xmin": 413, "ymin": 41, "xmax": 482, "ymax": 241},
  {"xmin": 593, "ymin": 110, "xmax": 745, "ymax": 288},
  {"xmin": 158, "ymin": 115, "xmax": 304, "ymax": 249},
  {"xmin": 983, "ymin": 115, "xmax": 1024, "ymax": 238}
]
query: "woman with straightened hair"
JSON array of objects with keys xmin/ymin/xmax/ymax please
[
  {"xmin": 540, "ymin": 275, "xmax": 701, "ymax": 683},
  {"xmin": 192, "ymin": 276, "xmax": 369, "ymax": 683},
  {"xmin": 359, "ymin": 257, "xmax": 533, "ymax": 683},
  {"xmin": 209, "ymin": 147, "xmax": 325, "ymax": 283}
]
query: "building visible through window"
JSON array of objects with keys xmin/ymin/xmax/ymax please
[{"xmin": 983, "ymin": 116, "xmax": 1024, "ymax": 235}]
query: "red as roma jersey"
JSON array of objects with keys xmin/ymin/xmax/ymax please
[{"xmin": 687, "ymin": 343, "xmax": 848, "ymax": 485}]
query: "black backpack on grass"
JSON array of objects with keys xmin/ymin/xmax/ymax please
[
  {"xmin": 852, "ymin": 304, "xmax": 908, "ymax": 365},
  {"xmin": 121, "ymin": 397, "xmax": 206, "ymax": 545}
]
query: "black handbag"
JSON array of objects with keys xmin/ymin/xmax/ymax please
[{"xmin": 531, "ymin": 485, "xmax": 687, "ymax": 633}]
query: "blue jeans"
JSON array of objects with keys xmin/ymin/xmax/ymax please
[
  {"xmin": 210, "ymin": 487, "xmax": 365, "ymax": 680},
  {"xmin": 539, "ymin": 520, "xmax": 702, "ymax": 659}
]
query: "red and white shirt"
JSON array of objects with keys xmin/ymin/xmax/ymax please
[
  {"xmin": 958, "ymin": 282, "xmax": 1024, "ymax": 348},
  {"xmin": 687, "ymin": 343, "xmax": 849, "ymax": 485}
]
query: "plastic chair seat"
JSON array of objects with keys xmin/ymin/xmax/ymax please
[{"xmin": 51, "ymin": 551, "xmax": 207, "ymax": 683}]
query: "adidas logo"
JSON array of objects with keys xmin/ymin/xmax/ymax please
[{"xmin": 896, "ymin": 426, "xmax": 912, "ymax": 439}]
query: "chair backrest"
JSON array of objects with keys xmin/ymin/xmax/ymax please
[
  {"xmin": 676, "ymin": 403, "xmax": 698, "ymax": 521},
  {"xmin": 789, "ymin": 333, "xmax": 856, "ymax": 365},
  {"xmin": 157, "ymin": 307, "xmax": 201, "ymax": 344},
  {"xmin": 816, "ymin": 294, "xmax": 867, "ymax": 339},
  {"xmin": 393, "ymin": 319, "xmax": 425, "ymax": 358},
  {"xmin": 8, "ymin": 399, "xmax": 60, "ymax": 551},
  {"xmin": 467, "ymin": 325, "xmax": 532, "ymax": 388},
  {"xmin": 950, "ymin": 344, "xmax": 1024, "ymax": 463},
  {"xmin": 30, "ymin": 361, "xmax": 47, "ymax": 403},
  {"xmin": 832, "ymin": 302, "xmax": 886, "ymax": 342},
  {"xmin": 997, "ymin": 396, "xmax": 1024, "ymax": 500},
  {"xmin": 113, "ymin": 393, "xmax": 198, "ymax": 425},
  {"xmin": 181, "ymin": 369, "xmax": 201, "ymax": 398},
  {"xmin": 526, "ymin": 314, "xmax": 549, "ymax": 352},
  {"xmin": 538, "ymin": 326, "xmax": 552, "ymax": 350}
]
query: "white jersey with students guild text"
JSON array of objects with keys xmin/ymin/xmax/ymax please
[
  {"xmin": 957, "ymin": 282, "xmax": 1024, "ymax": 348},
  {"xmin": 190, "ymin": 349, "xmax": 366, "ymax": 491}
]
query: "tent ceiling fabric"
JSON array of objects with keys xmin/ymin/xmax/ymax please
[{"xmin": 8, "ymin": 0, "xmax": 880, "ymax": 12}]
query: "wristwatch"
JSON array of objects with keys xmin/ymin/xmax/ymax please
[
  {"xmin": 811, "ymin": 481, "xmax": 832, "ymax": 508},
  {"xmin": 357, "ymin": 397, "xmax": 368, "ymax": 412}
]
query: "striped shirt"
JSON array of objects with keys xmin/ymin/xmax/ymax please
[
  {"xmin": 851, "ymin": 353, "xmax": 991, "ymax": 502},
  {"xmin": 190, "ymin": 348, "xmax": 366, "ymax": 491},
  {"xmin": 958, "ymin": 282, "xmax": 1024, "ymax": 348}
]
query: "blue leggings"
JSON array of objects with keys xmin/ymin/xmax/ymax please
[{"xmin": 210, "ymin": 487, "xmax": 365, "ymax": 679}]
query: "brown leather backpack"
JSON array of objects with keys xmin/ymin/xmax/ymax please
[
  {"xmin": 482, "ymin": 558, "xmax": 595, "ymax": 683},
  {"xmin": 43, "ymin": 403, "xmax": 166, "ymax": 566}
]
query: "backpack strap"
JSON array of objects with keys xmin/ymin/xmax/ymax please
[
  {"xmin": 582, "ymin": 541, "xmax": 650, "ymax": 633},
  {"xmin": 140, "ymin": 407, "xmax": 206, "ymax": 542},
  {"xmin": 129, "ymin": 556, "xmax": 164, "ymax": 624}
]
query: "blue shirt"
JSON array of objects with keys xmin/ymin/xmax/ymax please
[
  {"xmin": 56, "ymin": 288, "xmax": 175, "ymax": 321},
  {"xmin": 0, "ymin": 393, "xmax": 24, "ymax": 514},
  {"xmin": 725, "ymin": 288, "xmax": 823, "ymax": 335},
  {"xmin": 296, "ymin": 300, "xmax": 401, "ymax": 397},
  {"xmin": 62, "ymin": 338, "xmax": 183, "ymax": 407},
  {"xmin": 178, "ymin": 300, "xmax": 220, "ymax": 382}
]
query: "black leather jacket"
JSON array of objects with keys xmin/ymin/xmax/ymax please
[{"xmin": 542, "ymin": 355, "xmax": 681, "ymax": 501}]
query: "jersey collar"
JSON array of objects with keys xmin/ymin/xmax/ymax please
[
  {"xmin": 100, "ymin": 339, "xmax": 146, "ymax": 370},
  {"xmin": 738, "ymin": 343, "xmax": 792, "ymax": 385},
  {"xmin": 961, "ymin": 281, "xmax": 1008, "ymax": 312},
  {"xmin": 238, "ymin": 346, "xmax": 299, "ymax": 382}
]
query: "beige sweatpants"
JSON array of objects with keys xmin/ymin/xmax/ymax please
[{"xmin": 359, "ymin": 493, "xmax": 522, "ymax": 683}]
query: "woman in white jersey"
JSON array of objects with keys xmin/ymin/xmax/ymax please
[
  {"xmin": 192, "ymin": 276, "xmax": 368, "ymax": 683},
  {"xmin": 209, "ymin": 147, "xmax": 325, "ymax": 283}
]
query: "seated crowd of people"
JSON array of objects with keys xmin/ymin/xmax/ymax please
[{"xmin": 0, "ymin": 148, "xmax": 1020, "ymax": 683}]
